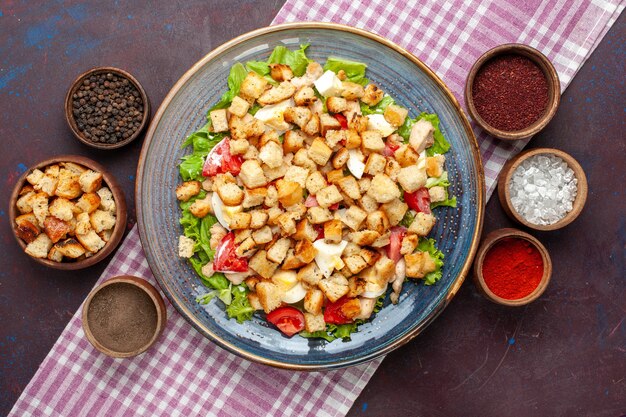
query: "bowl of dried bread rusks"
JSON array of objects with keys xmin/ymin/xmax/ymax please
[{"xmin": 9, "ymin": 155, "xmax": 127, "ymax": 270}]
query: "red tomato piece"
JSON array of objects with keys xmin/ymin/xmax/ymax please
[
  {"xmin": 324, "ymin": 296, "xmax": 355, "ymax": 325},
  {"xmin": 304, "ymin": 195, "xmax": 319, "ymax": 207},
  {"xmin": 386, "ymin": 226, "xmax": 407, "ymax": 263},
  {"xmin": 314, "ymin": 225, "xmax": 324, "ymax": 240},
  {"xmin": 266, "ymin": 306, "xmax": 305, "ymax": 337},
  {"xmin": 213, "ymin": 232, "xmax": 248, "ymax": 272},
  {"xmin": 333, "ymin": 113, "xmax": 348, "ymax": 129},
  {"xmin": 202, "ymin": 138, "xmax": 243, "ymax": 177},
  {"xmin": 328, "ymin": 203, "xmax": 340, "ymax": 210},
  {"xmin": 383, "ymin": 141, "xmax": 400, "ymax": 157},
  {"xmin": 404, "ymin": 187, "xmax": 431, "ymax": 214}
]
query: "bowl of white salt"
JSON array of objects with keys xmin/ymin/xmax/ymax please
[{"xmin": 498, "ymin": 148, "xmax": 588, "ymax": 231}]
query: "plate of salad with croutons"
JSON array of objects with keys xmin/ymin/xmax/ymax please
[{"xmin": 137, "ymin": 23, "xmax": 484, "ymax": 370}]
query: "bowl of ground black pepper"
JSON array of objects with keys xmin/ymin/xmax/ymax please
[
  {"xmin": 82, "ymin": 275, "xmax": 167, "ymax": 358},
  {"xmin": 65, "ymin": 67, "xmax": 150, "ymax": 149},
  {"xmin": 464, "ymin": 44, "xmax": 560, "ymax": 140}
]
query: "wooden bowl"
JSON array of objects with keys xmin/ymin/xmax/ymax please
[
  {"xmin": 464, "ymin": 43, "xmax": 560, "ymax": 140},
  {"xmin": 498, "ymin": 148, "xmax": 587, "ymax": 231},
  {"xmin": 65, "ymin": 66, "xmax": 150, "ymax": 150},
  {"xmin": 82, "ymin": 275, "xmax": 167, "ymax": 358},
  {"xmin": 9, "ymin": 155, "xmax": 127, "ymax": 270},
  {"xmin": 473, "ymin": 228, "xmax": 552, "ymax": 306}
]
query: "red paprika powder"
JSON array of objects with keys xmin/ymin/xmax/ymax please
[{"xmin": 482, "ymin": 238, "xmax": 543, "ymax": 300}]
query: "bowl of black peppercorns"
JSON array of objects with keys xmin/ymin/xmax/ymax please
[{"xmin": 65, "ymin": 67, "xmax": 150, "ymax": 149}]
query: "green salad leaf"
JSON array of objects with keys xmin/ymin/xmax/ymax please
[
  {"xmin": 267, "ymin": 44, "xmax": 311, "ymax": 76},
  {"xmin": 323, "ymin": 56, "xmax": 368, "ymax": 86},
  {"xmin": 431, "ymin": 195, "xmax": 457, "ymax": 209},
  {"xmin": 226, "ymin": 285, "xmax": 255, "ymax": 323},
  {"xmin": 425, "ymin": 171, "xmax": 451, "ymax": 188},
  {"xmin": 328, "ymin": 323, "xmax": 358, "ymax": 340},
  {"xmin": 299, "ymin": 330, "xmax": 337, "ymax": 343},
  {"xmin": 416, "ymin": 238, "xmax": 445, "ymax": 285},
  {"xmin": 399, "ymin": 210, "xmax": 415, "ymax": 228},
  {"xmin": 398, "ymin": 112, "xmax": 451, "ymax": 156},
  {"xmin": 208, "ymin": 62, "xmax": 248, "ymax": 113},
  {"xmin": 360, "ymin": 95, "xmax": 395, "ymax": 115}
]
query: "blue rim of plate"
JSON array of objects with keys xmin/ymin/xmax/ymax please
[{"xmin": 136, "ymin": 22, "xmax": 485, "ymax": 370}]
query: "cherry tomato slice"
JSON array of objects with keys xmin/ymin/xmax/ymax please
[
  {"xmin": 213, "ymin": 232, "xmax": 248, "ymax": 272},
  {"xmin": 386, "ymin": 226, "xmax": 407, "ymax": 263},
  {"xmin": 202, "ymin": 138, "xmax": 243, "ymax": 177},
  {"xmin": 383, "ymin": 140, "xmax": 400, "ymax": 157},
  {"xmin": 333, "ymin": 113, "xmax": 348, "ymax": 129},
  {"xmin": 314, "ymin": 225, "xmax": 324, "ymax": 240},
  {"xmin": 266, "ymin": 306, "xmax": 305, "ymax": 337},
  {"xmin": 404, "ymin": 187, "xmax": 431, "ymax": 214},
  {"xmin": 324, "ymin": 296, "xmax": 355, "ymax": 325}
]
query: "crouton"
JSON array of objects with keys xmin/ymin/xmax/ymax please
[
  {"xmin": 189, "ymin": 194, "xmax": 213, "ymax": 218},
  {"xmin": 25, "ymin": 233, "xmax": 53, "ymax": 259},
  {"xmin": 229, "ymin": 138, "xmax": 249, "ymax": 156},
  {"xmin": 348, "ymin": 115, "xmax": 368, "ymax": 133},
  {"xmin": 274, "ymin": 179, "xmax": 302, "ymax": 207},
  {"xmin": 426, "ymin": 155, "xmax": 446, "ymax": 178},
  {"xmin": 341, "ymin": 81, "xmax": 365, "ymax": 100},
  {"xmin": 243, "ymin": 144, "xmax": 260, "ymax": 160},
  {"xmin": 47, "ymin": 246, "xmax": 63, "ymax": 262},
  {"xmin": 401, "ymin": 233, "xmax": 419, "ymax": 255},
  {"xmin": 358, "ymin": 194, "xmax": 379, "ymax": 213},
  {"xmin": 349, "ymin": 230, "xmax": 380, "ymax": 246},
  {"xmin": 59, "ymin": 162, "xmax": 86, "ymax": 175},
  {"xmin": 259, "ymin": 141, "xmax": 284, "ymax": 169},
  {"xmin": 344, "ymin": 129, "xmax": 362, "ymax": 150},
  {"xmin": 244, "ymin": 276, "xmax": 260, "ymax": 291},
  {"xmin": 397, "ymin": 165, "xmax": 427, "ymax": 193},
  {"xmin": 408, "ymin": 212, "xmax": 436, "ymax": 236},
  {"xmin": 323, "ymin": 131, "xmax": 344, "ymax": 151},
  {"xmin": 76, "ymin": 230, "xmax": 106, "ymax": 253},
  {"xmin": 242, "ymin": 187, "xmax": 267, "ymax": 209},
  {"xmin": 409, "ymin": 119, "xmax": 435, "ymax": 153},
  {"xmin": 318, "ymin": 274, "xmax": 349, "ymax": 303},
  {"xmin": 266, "ymin": 206, "xmax": 283, "ymax": 225},
  {"xmin": 339, "ymin": 298, "xmax": 362, "ymax": 320},
  {"xmin": 54, "ymin": 238, "xmax": 86, "ymax": 259},
  {"xmin": 281, "ymin": 249, "xmax": 306, "ymax": 270},
  {"xmin": 77, "ymin": 170, "xmax": 103, "ymax": 194},
  {"xmin": 329, "ymin": 148, "xmax": 349, "ymax": 169},
  {"xmin": 15, "ymin": 213, "xmax": 40, "ymax": 243},
  {"xmin": 361, "ymin": 84, "xmax": 384, "ymax": 106},
  {"xmin": 371, "ymin": 232, "xmax": 390, "ymax": 248},
  {"xmin": 36, "ymin": 174, "xmax": 58, "ymax": 197},
  {"xmin": 293, "ymin": 148, "xmax": 317, "ymax": 171},
  {"xmin": 229, "ymin": 212, "xmax": 251, "ymax": 230},
  {"xmin": 326, "ymin": 169, "xmax": 344, "ymax": 185},
  {"xmin": 239, "ymin": 72, "xmax": 268, "ymax": 101},
  {"xmin": 294, "ymin": 86, "xmax": 317, "ymax": 106},
  {"xmin": 26, "ymin": 169, "xmax": 44, "ymax": 186},
  {"xmin": 335, "ymin": 176, "xmax": 359, "ymax": 200},
  {"xmin": 381, "ymin": 198, "xmax": 408, "ymax": 226},
  {"xmin": 364, "ymin": 153, "xmax": 387, "ymax": 175},
  {"xmin": 16, "ymin": 191, "xmax": 35, "ymax": 214},
  {"xmin": 55, "ymin": 170, "xmax": 81, "ymax": 199},
  {"xmin": 208, "ymin": 109, "xmax": 228, "ymax": 132},
  {"xmin": 228, "ymin": 95, "xmax": 251, "ymax": 118},
  {"xmin": 367, "ymin": 174, "xmax": 401, "ymax": 203},
  {"xmin": 293, "ymin": 219, "xmax": 318, "ymax": 242},
  {"xmin": 375, "ymin": 255, "xmax": 396, "ymax": 282},
  {"xmin": 297, "ymin": 262, "xmax": 323, "ymax": 286},
  {"xmin": 258, "ymin": 81, "xmax": 297, "ymax": 106},
  {"xmin": 302, "ymin": 113, "xmax": 320, "ymax": 136},
  {"xmin": 283, "ymin": 106, "xmax": 312, "ymax": 130},
  {"xmin": 323, "ymin": 219, "xmax": 343, "ymax": 244},
  {"xmin": 366, "ymin": 210, "xmax": 390, "ymax": 235},
  {"xmin": 283, "ymin": 166, "xmax": 309, "ymax": 189},
  {"xmin": 305, "ymin": 171, "xmax": 327, "ymax": 195},
  {"xmin": 176, "ymin": 181, "xmax": 202, "ymax": 202},
  {"xmin": 307, "ymin": 137, "xmax": 333, "ymax": 166},
  {"xmin": 326, "ymin": 96, "xmax": 348, "ymax": 113},
  {"xmin": 45, "ymin": 165, "xmax": 60, "ymax": 178},
  {"xmin": 429, "ymin": 186, "xmax": 447, "ymax": 203},
  {"xmin": 270, "ymin": 63, "xmax": 294, "ymax": 82},
  {"xmin": 235, "ymin": 237, "xmax": 256, "ymax": 258},
  {"xmin": 394, "ymin": 144, "xmax": 419, "ymax": 167},
  {"xmin": 216, "ymin": 183, "xmax": 244, "ymax": 206},
  {"xmin": 90, "ymin": 210, "xmax": 116, "ymax": 233},
  {"xmin": 75, "ymin": 212, "xmax": 91, "ymax": 235},
  {"xmin": 96, "ymin": 187, "xmax": 116, "ymax": 212},
  {"xmin": 249, "ymin": 250, "xmax": 279, "ymax": 279},
  {"xmin": 306, "ymin": 206, "xmax": 332, "ymax": 224},
  {"xmin": 209, "ymin": 223, "xmax": 228, "ymax": 250},
  {"xmin": 361, "ymin": 130, "xmax": 385, "ymax": 153},
  {"xmin": 31, "ymin": 192, "xmax": 49, "ymax": 227},
  {"xmin": 283, "ymin": 130, "xmax": 305, "ymax": 153},
  {"xmin": 304, "ymin": 313, "xmax": 326, "ymax": 333},
  {"xmin": 315, "ymin": 185, "xmax": 343, "ymax": 208},
  {"xmin": 247, "ymin": 293, "xmax": 263, "ymax": 311},
  {"xmin": 304, "ymin": 289, "xmax": 324, "ymax": 315},
  {"xmin": 252, "ymin": 226, "xmax": 273, "ymax": 244},
  {"xmin": 405, "ymin": 251, "xmax": 437, "ymax": 279},
  {"xmin": 383, "ymin": 104, "xmax": 408, "ymax": 126},
  {"xmin": 255, "ymin": 281, "xmax": 282, "ymax": 313},
  {"xmin": 43, "ymin": 216, "xmax": 70, "ymax": 243},
  {"xmin": 249, "ymin": 210, "xmax": 269, "ymax": 229},
  {"xmin": 358, "ymin": 248, "xmax": 379, "ymax": 266},
  {"xmin": 358, "ymin": 177, "xmax": 371, "ymax": 194},
  {"xmin": 267, "ymin": 237, "xmax": 292, "ymax": 263},
  {"xmin": 76, "ymin": 192, "xmax": 101, "ymax": 214},
  {"xmin": 342, "ymin": 205, "xmax": 367, "ymax": 231},
  {"xmin": 319, "ymin": 113, "xmax": 342, "ymax": 136},
  {"xmin": 295, "ymin": 239, "xmax": 317, "ymax": 263},
  {"xmin": 239, "ymin": 160, "xmax": 268, "ymax": 189},
  {"xmin": 234, "ymin": 228, "xmax": 252, "ymax": 244},
  {"xmin": 385, "ymin": 158, "xmax": 401, "ymax": 181},
  {"xmin": 344, "ymin": 254, "xmax": 368, "ymax": 275}
]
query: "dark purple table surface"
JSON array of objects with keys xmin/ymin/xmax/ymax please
[{"xmin": 1, "ymin": 2, "xmax": 624, "ymax": 416}]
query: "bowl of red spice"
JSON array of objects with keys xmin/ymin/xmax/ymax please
[
  {"xmin": 473, "ymin": 228, "xmax": 552, "ymax": 306},
  {"xmin": 65, "ymin": 67, "xmax": 150, "ymax": 150},
  {"xmin": 464, "ymin": 44, "xmax": 560, "ymax": 140},
  {"xmin": 82, "ymin": 275, "xmax": 167, "ymax": 358}
]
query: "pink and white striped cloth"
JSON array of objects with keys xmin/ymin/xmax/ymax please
[{"xmin": 10, "ymin": 1, "xmax": 623, "ymax": 416}]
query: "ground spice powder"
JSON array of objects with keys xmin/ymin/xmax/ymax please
[
  {"xmin": 472, "ymin": 54, "xmax": 549, "ymax": 131},
  {"xmin": 482, "ymin": 238, "xmax": 543, "ymax": 300},
  {"xmin": 88, "ymin": 283, "xmax": 157, "ymax": 353}
]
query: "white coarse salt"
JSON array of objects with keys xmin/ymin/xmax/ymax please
[{"xmin": 509, "ymin": 154, "xmax": 578, "ymax": 225}]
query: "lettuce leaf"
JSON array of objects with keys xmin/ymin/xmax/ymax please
[
  {"xmin": 226, "ymin": 285, "xmax": 255, "ymax": 323},
  {"xmin": 267, "ymin": 44, "xmax": 311, "ymax": 76},
  {"xmin": 328, "ymin": 323, "xmax": 358, "ymax": 340},
  {"xmin": 425, "ymin": 171, "xmax": 450, "ymax": 188},
  {"xmin": 323, "ymin": 56, "xmax": 368, "ymax": 86},
  {"xmin": 208, "ymin": 62, "xmax": 248, "ymax": 112},
  {"xmin": 416, "ymin": 238, "xmax": 445, "ymax": 285},
  {"xmin": 397, "ymin": 112, "xmax": 451, "ymax": 156},
  {"xmin": 360, "ymin": 95, "xmax": 395, "ymax": 115},
  {"xmin": 399, "ymin": 210, "xmax": 415, "ymax": 228},
  {"xmin": 431, "ymin": 196, "xmax": 457, "ymax": 209},
  {"xmin": 299, "ymin": 330, "xmax": 337, "ymax": 343}
]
